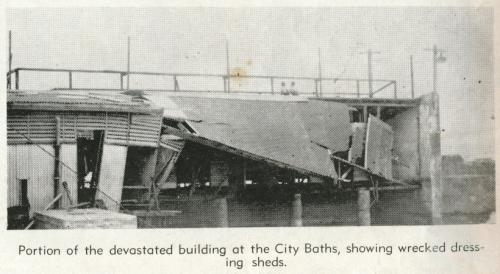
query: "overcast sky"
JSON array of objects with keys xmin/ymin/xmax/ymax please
[{"xmin": 6, "ymin": 7, "xmax": 495, "ymax": 160}]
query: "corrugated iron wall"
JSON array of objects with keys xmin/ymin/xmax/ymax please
[
  {"xmin": 7, "ymin": 144, "xmax": 56, "ymax": 215},
  {"xmin": 8, "ymin": 111, "xmax": 162, "ymax": 147}
]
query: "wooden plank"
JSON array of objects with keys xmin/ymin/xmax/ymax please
[
  {"xmin": 96, "ymin": 145, "xmax": 128, "ymax": 211},
  {"xmin": 332, "ymin": 155, "xmax": 406, "ymax": 186},
  {"xmin": 348, "ymin": 124, "xmax": 365, "ymax": 162},
  {"xmin": 364, "ymin": 115, "xmax": 393, "ymax": 179}
]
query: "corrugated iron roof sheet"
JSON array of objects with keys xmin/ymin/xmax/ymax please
[
  {"xmin": 162, "ymin": 95, "xmax": 352, "ymax": 178},
  {"xmin": 7, "ymin": 90, "xmax": 162, "ymax": 114}
]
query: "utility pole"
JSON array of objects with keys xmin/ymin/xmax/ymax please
[
  {"xmin": 359, "ymin": 49, "xmax": 380, "ymax": 98},
  {"xmin": 423, "ymin": 45, "xmax": 446, "ymax": 225},
  {"xmin": 226, "ymin": 40, "xmax": 230, "ymax": 93},
  {"xmin": 410, "ymin": 55, "xmax": 415, "ymax": 98},
  {"xmin": 425, "ymin": 45, "xmax": 446, "ymax": 94},
  {"xmin": 127, "ymin": 36, "xmax": 131, "ymax": 90}
]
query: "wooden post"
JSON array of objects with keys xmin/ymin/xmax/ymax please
[
  {"xmin": 68, "ymin": 72, "xmax": 72, "ymax": 89},
  {"xmin": 15, "ymin": 70, "xmax": 19, "ymax": 90},
  {"xmin": 8, "ymin": 30, "xmax": 12, "ymax": 89},
  {"xmin": 214, "ymin": 197, "xmax": 229, "ymax": 227},
  {"xmin": 127, "ymin": 36, "xmax": 130, "ymax": 90},
  {"xmin": 225, "ymin": 41, "xmax": 230, "ymax": 93},
  {"xmin": 363, "ymin": 105, "xmax": 368, "ymax": 123},
  {"xmin": 291, "ymin": 193, "xmax": 303, "ymax": 227},
  {"xmin": 356, "ymin": 80, "xmax": 360, "ymax": 98},
  {"xmin": 410, "ymin": 55, "xmax": 415, "ymax": 98},
  {"xmin": 357, "ymin": 188, "xmax": 371, "ymax": 226},
  {"xmin": 53, "ymin": 116, "xmax": 61, "ymax": 209},
  {"xmin": 173, "ymin": 75, "xmax": 179, "ymax": 91},
  {"xmin": 314, "ymin": 80, "xmax": 319, "ymax": 97}
]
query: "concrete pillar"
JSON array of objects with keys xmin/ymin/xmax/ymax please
[
  {"xmin": 358, "ymin": 188, "xmax": 371, "ymax": 226},
  {"xmin": 425, "ymin": 93, "xmax": 443, "ymax": 225},
  {"xmin": 291, "ymin": 194, "xmax": 303, "ymax": 227},
  {"xmin": 214, "ymin": 197, "xmax": 229, "ymax": 227}
]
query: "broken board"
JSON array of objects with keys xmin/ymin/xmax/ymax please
[
  {"xmin": 364, "ymin": 115, "xmax": 394, "ymax": 179},
  {"xmin": 348, "ymin": 123, "xmax": 366, "ymax": 163}
]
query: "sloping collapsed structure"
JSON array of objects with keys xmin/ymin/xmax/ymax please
[
  {"xmin": 121, "ymin": 92, "xmax": 436, "ymax": 208},
  {"xmin": 7, "ymin": 87, "xmax": 438, "ymax": 219}
]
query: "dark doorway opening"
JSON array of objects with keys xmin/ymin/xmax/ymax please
[{"xmin": 77, "ymin": 130, "xmax": 105, "ymax": 205}]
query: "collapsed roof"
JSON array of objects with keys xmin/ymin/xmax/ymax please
[{"xmin": 148, "ymin": 93, "xmax": 352, "ymax": 178}]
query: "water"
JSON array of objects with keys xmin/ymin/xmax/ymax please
[{"xmin": 132, "ymin": 175, "xmax": 495, "ymax": 228}]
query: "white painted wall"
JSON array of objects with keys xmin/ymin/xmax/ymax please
[
  {"xmin": 96, "ymin": 144, "xmax": 128, "ymax": 211},
  {"xmin": 7, "ymin": 144, "xmax": 55, "ymax": 215}
]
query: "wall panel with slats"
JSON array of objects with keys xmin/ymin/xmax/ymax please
[{"xmin": 7, "ymin": 111, "xmax": 161, "ymax": 147}]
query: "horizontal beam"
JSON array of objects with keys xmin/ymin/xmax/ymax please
[
  {"xmin": 8, "ymin": 67, "xmax": 395, "ymax": 83},
  {"xmin": 331, "ymin": 155, "xmax": 408, "ymax": 186}
]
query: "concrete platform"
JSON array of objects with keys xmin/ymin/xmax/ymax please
[
  {"xmin": 124, "ymin": 210, "xmax": 182, "ymax": 228},
  {"xmin": 34, "ymin": 208, "xmax": 137, "ymax": 229}
]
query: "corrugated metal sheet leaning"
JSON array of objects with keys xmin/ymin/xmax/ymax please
[{"xmin": 148, "ymin": 93, "xmax": 353, "ymax": 179}]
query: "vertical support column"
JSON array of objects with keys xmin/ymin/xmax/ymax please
[
  {"xmin": 120, "ymin": 73, "xmax": 124, "ymax": 90},
  {"xmin": 225, "ymin": 41, "xmax": 231, "ymax": 93},
  {"xmin": 318, "ymin": 48, "xmax": 323, "ymax": 97},
  {"xmin": 410, "ymin": 55, "xmax": 415, "ymax": 98},
  {"xmin": 393, "ymin": 81, "xmax": 398, "ymax": 99},
  {"xmin": 363, "ymin": 105, "xmax": 368, "ymax": 123},
  {"xmin": 214, "ymin": 197, "xmax": 229, "ymax": 227},
  {"xmin": 314, "ymin": 80, "xmax": 319, "ymax": 97},
  {"xmin": 270, "ymin": 77, "xmax": 274, "ymax": 94},
  {"xmin": 368, "ymin": 51, "xmax": 373, "ymax": 98},
  {"xmin": 127, "ymin": 36, "xmax": 131, "ymax": 90},
  {"xmin": 357, "ymin": 188, "xmax": 371, "ymax": 226},
  {"xmin": 68, "ymin": 72, "xmax": 73, "ymax": 89},
  {"xmin": 427, "ymin": 92, "xmax": 443, "ymax": 225},
  {"xmin": 356, "ymin": 80, "xmax": 360, "ymax": 98},
  {"xmin": 173, "ymin": 75, "xmax": 179, "ymax": 91},
  {"xmin": 54, "ymin": 116, "xmax": 61, "ymax": 209},
  {"xmin": 8, "ymin": 30, "xmax": 12, "ymax": 90},
  {"xmin": 291, "ymin": 193, "xmax": 303, "ymax": 227},
  {"xmin": 376, "ymin": 106, "xmax": 381, "ymax": 118},
  {"xmin": 15, "ymin": 70, "xmax": 19, "ymax": 90}
]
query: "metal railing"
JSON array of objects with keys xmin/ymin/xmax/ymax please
[{"xmin": 7, "ymin": 67, "xmax": 400, "ymax": 99}]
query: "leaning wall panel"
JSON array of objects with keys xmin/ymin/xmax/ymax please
[{"xmin": 96, "ymin": 145, "xmax": 128, "ymax": 211}]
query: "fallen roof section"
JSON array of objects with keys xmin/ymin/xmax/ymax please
[{"xmin": 150, "ymin": 94, "xmax": 353, "ymax": 178}]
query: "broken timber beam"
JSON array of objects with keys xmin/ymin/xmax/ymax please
[{"xmin": 331, "ymin": 155, "xmax": 409, "ymax": 186}]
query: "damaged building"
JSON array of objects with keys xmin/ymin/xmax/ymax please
[
  {"xmin": 6, "ymin": 91, "xmax": 163, "ymax": 227},
  {"xmin": 6, "ymin": 66, "xmax": 440, "ymax": 228}
]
